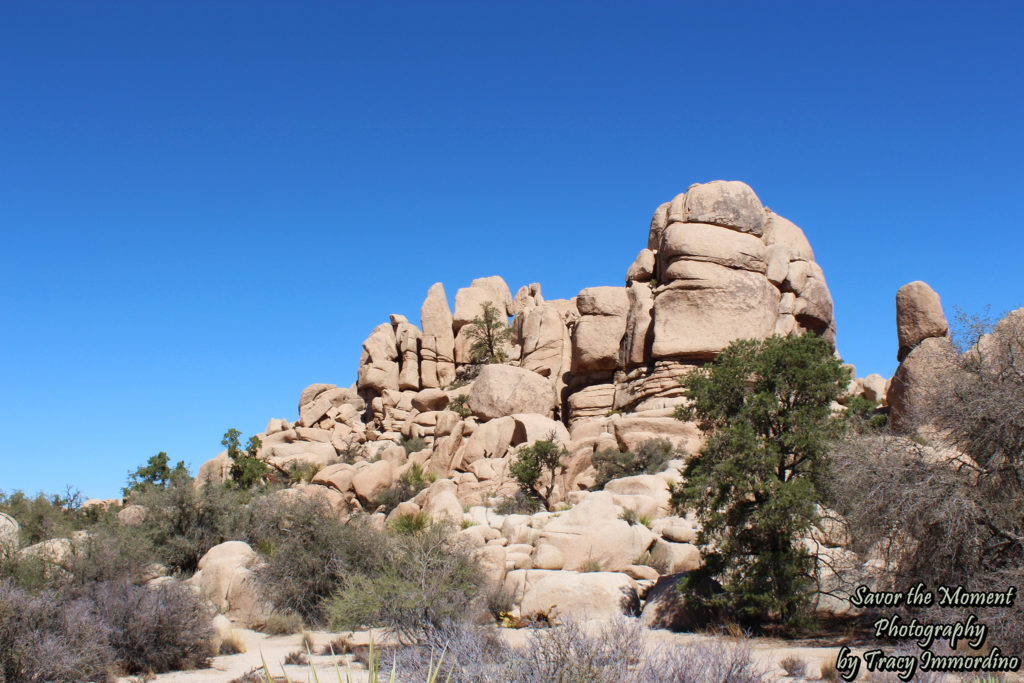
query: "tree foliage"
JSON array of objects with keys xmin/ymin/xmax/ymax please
[
  {"xmin": 124, "ymin": 451, "xmax": 189, "ymax": 497},
  {"xmin": 465, "ymin": 302, "xmax": 512, "ymax": 364},
  {"xmin": 222, "ymin": 428, "xmax": 269, "ymax": 489},
  {"xmin": 509, "ymin": 438, "xmax": 568, "ymax": 510},
  {"xmin": 670, "ymin": 333, "xmax": 849, "ymax": 625}
]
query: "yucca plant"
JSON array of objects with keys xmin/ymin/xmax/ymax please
[{"xmin": 257, "ymin": 634, "xmax": 452, "ymax": 683}]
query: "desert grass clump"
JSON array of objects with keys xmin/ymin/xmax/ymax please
[
  {"xmin": 261, "ymin": 610, "xmax": 306, "ymax": 636},
  {"xmin": 389, "ymin": 511, "xmax": 431, "ymax": 535},
  {"xmin": 374, "ymin": 462, "xmax": 436, "ymax": 513},
  {"xmin": 219, "ymin": 628, "xmax": 248, "ymax": 654}
]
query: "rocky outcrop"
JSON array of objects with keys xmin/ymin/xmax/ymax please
[
  {"xmin": 887, "ymin": 281, "xmax": 955, "ymax": 431},
  {"xmin": 0, "ymin": 512, "xmax": 18, "ymax": 549},
  {"xmin": 895, "ymin": 281, "xmax": 949, "ymax": 362}
]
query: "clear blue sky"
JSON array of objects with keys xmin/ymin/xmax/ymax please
[{"xmin": 2, "ymin": 2, "xmax": 1022, "ymax": 499}]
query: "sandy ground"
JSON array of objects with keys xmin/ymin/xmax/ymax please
[{"xmin": 129, "ymin": 625, "xmax": 1024, "ymax": 682}]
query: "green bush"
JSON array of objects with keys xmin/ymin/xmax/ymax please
[
  {"xmin": 286, "ymin": 461, "xmax": 321, "ymax": 484},
  {"xmin": 509, "ymin": 438, "xmax": 568, "ymax": 510},
  {"xmin": 374, "ymin": 462, "xmax": 435, "ymax": 513},
  {"xmin": 493, "ymin": 490, "xmax": 543, "ymax": 515},
  {"xmin": 326, "ymin": 523, "xmax": 483, "ymax": 643},
  {"xmin": 222, "ymin": 428, "xmax": 270, "ymax": 489},
  {"xmin": 671, "ymin": 333, "xmax": 850, "ymax": 626},
  {"xmin": 248, "ymin": 495, "xmax": 383, "ymax": 626},
  {"xmin": 0, "ymin": 489, "xmax": 88, "ymax": 547},
  {"xmin": 400, "ymin": 436, "xmax": 428, "ymax": 455},
  {"xmin": 128, "ymin": 471, "xmax": 250, "ymax": 575},
  {"xmin": 261, "ymin": 610, "xmax": 305, "ymax": 635},
  {"xmin": 592, "ymin": 438, "xmax": 677, "ymax": 489},
  {"xmin": 449, "ymin": 394, "xmax": 472, "ymax": 418}
]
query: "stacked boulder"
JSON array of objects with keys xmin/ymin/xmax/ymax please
[{"xmin": 886, "ymin": 281, "xmax": 954, "ymax": 431}]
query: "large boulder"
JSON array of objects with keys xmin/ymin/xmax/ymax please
[
  {"xmin": 538, "ymin": 492, "xmax": 656, "ymax": 572},
  {"xmin": 640, "ymin": 571, "xmax": 726, "ymax": 631},
  {"xmin": 887, "ymin": 336, "xmax": 957, "ymax": 432},
  {"xmin": 469, "ymin": 365, "xmax": 556, "ymax": 420},
  {"xmin": 520, "ymin": 571, "xmax": 640, "ymax": 621},
  {"xmin": 681, "ymin": 180, "xmax": 765, "ymax": 235},
  {"xmin": 571, "ymin": 286, "xmax": 629, "ymax": 374},
  {"xmin": 188, "ymin": 541, "xmax": 269, "ymax": 625},
  {"xmin": 659, "ymin": 222, "xmax": 767, "ymax": 273},
  {"xmin": 651, "ymin": 264, "xmax": 779, "ymax": 360},
  {"xmin": 513, "ymin": 303, "xmax": 572, "ymax": 380},
  {"xmin": 357, "ymin": 323, "xmax": 400, "ymax": 394},
  {"xmin": 896, "ymin": 281, "xmax": 949, "ymax": 361},
  {"xmin": 453, "ymin": 276, "xmax": 513, "ymax": 330}
]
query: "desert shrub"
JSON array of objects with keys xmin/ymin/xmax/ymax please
[
  {"xmin": 128, "ymin": 471, "xmax": 250, "ymax": 575},
  {"xmin": 592, "ymin": 438, "xmax": 677, "ymax": 489},
  {"xmin": 326, "ymin": 523, "xmax": 483, "ymax": 642},
  {"xmin": 843, "ymin": 395, "xmax": 887, "ymax": 432},
  {"xmin": 218, "ymin": 628, "xmax": 247, "ymax": 654},
  {"xmin": 449, "ymin": 394, "xmax": 472, "ymax": 418},
  {"xmin": 385, "ymin": 618, "xmax": 763, "ymax": 683},
  {"xmin": 282, "ymin": 649, "xmax": 308, "ymax": 665},
  {"xmin": 509, "ymin": 438, "xmax": 568, "ymax": 510},
  {"xmin": 61, "ymin": 522, "xmax": 154, "ymax": 588},
  {"xmin": 374, "ymin": 462, "xmax": 435, "ymax": 513},
  {"xmin": 85, "ymin": 578, "xmax": 214, "ymax": 674},
  {"xmin": 492, "ymin": 490, "xmax": 543, "ymax": 515},
  {"xmin": 261, "ymin": 610, "xmax": 305, "ymax": 635},
  {"xmin": 247, "ymin": 494, "xmax": 372, "ymax": 625},
  {"xmin": 0, "ymin": 488, "xmax": 91, "ymax": 546},
  {"xmin": 581, "ymin": 559, "xmax": 603, "ymax": 572},
  {"xmin": 779, "ymin": 655, "xmax": 806, "ymax": 677},
  {"xmin": 0, "ymin": 578, "xmax": 115, "ymax": 682},
  {"xmin": 285, "ymin": 461, "xmax": 321, "ymax": 484},
  {"xmin": 671, "ymin": 333, "xmax": 850, "ymax": 626},
  {"xmin": 335, "ymin": 434, "xmax": 367, "ymax": 464},
  {"xmin": 389, "ymin": 511, "xmax": 431, "ymax": 535},
  {"xmin": 401, "ymin": 436, "xmax": 428, "ymax": 455}
]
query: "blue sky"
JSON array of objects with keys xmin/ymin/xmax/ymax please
[{"xmin": 2, "ymin": 2, "xmax": 1022, "ymax": 499}]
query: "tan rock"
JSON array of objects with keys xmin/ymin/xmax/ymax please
[
  {"xmin": 513, "ymin": 303, "xmax": 571, "ymax": 380},
  {"xmin": 650, "ymin": 539, "xmax": 701, "ymax": 573},
  {"xmin": 887, "ymin": 336, "xmax": 957, "ymax": 432},
  {"xmin": 660, "ymin": 222, "xmax": 767, "ymax": 273},
  {"xmin": 626, "ymin": 249, "xmax": 656, "ymax": 283},
  {"xmin": 351, "ymin": 460, "xmax": 396, "ymax": 504},
  {"xmin": 411, "ymin": 388, "xmax": 448, "ymax": 412},
  {"xmin": 648, "ymin": 201, "xmax": 670, "ymax": 250},
  {"xmin": 453, "ymin": 276, "xmax": 513, "ymax": 331},
  {"xmin": 395, "ymin": 322, "xmax": 422, "ymax": 391},
  {"xmin": 189, "ymin": 541, "xmax": 259, "ymax": 614},
  {"xmin": 455, "ymin": 416, "xmax": 516, "ymax": 467},
  {"xmin": 357, "ymin": 323, "xmax": 400, "ymax": 394},
  {"xmin": 312, "ymin": 463, "xmax": 356, "ymax": 493},
  {"xmin": 572, "ymin": 286, "xmax": 629, "ymax": 374},
  {"xmin": 532, "ymin": 544, "xmax": 565, "ymax": 570},
  {"xmin": 511, "ymin": 414, "xmax": 570, "ymax": 446},
  {"xmin": 620, "ymin": 282, "xmax": 654, "ymax": 368},
  {"xmin": 682, "ymin": 180, "xmax": 765, "ymax": 235},
  {"xmin": 469, "ymin": 365, "xmax": 556, "ymax": 420},
  {"xmin": 651, "ymin": 265, "xmax": 779, "ymax": 360},
  {"xmin": 520, "ymin": 571, "xmax": 640, "ymax": 621},
  {"xmin": 539, "ymin": 492, "xmax": 656, "ymax": 572},
  {"xmin": 510, "ymin": 283, "xmax": 543, "ymax": 316},
  {"xmin": 763, "ymin": 211, "xmax": 815, "ymax": 261},
  {"xmin": 896, "ymin": 281, "xmax": 949, "ymax": 361},
  {"xmin": 859, "ymin": 373, "xmax": 887, "ymax": 403},
  {"xmin": 117, "ymin": 504, "xmax": 147, "ymax": 527},
  {"xmin": 0, "ymin": 512, "xmax": 19, "ymax": 549}
]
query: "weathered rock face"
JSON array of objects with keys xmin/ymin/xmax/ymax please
[
  {"xmin": 470, "ymin": 365, "xmax": 557, "ymax": 420},
  {"xmin": 572, "ymin": 287, "xmax": 630, "ymax": 375},
  {"xmin": 0, "ymin": 512, "xmax": 18, "ymax": 549},
  {"xmin": 896, "ymin": 281, "xmax": 949, "ymax": 361}
]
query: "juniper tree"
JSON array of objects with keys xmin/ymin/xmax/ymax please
[
  {"xmin": 465, "ymin": 302, "xmax": 512, "ymax": 364},
  {"xmin": 670, "ymin": 332, "xmax": 850, "ymax": 625}
]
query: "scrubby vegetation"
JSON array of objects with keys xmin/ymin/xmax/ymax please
[
  {"xmin": 375, "ymin": 462, "xmax": 436, "ymax": 513},
  {"xmin": 509, "ymin": 438, "xmax": 568, "ymax": 510},
  {"xmin": 592, "ymin": 437, "xmax": 679, "ymax": 489},
  {"xmin": 465, "ymin": 301, "xmax": 512, "ymax": 364}
]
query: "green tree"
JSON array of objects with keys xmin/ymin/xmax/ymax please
[
  {"xmin": 222, "ymin": 429, "xmax": 269, "ymax": 489},
  {"xmin": 670, "ymin": 333, "xmax": 849, "ymax": 625},
  {"xmin": 465, "ymin": 302, "xmax": 512, "ymax": 364},
  {"xmin": 509, "ymin": 438, "xmax": 568, "ymax": 510},
  {"xmin": 123, "ymin": 452, "xmax": 189, "ymax": 496}
]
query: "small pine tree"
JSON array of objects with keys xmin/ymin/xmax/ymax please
[
  {"xmin": 509, "ymin": 437, "xmax": 568, "ymax": 510},
  {"xmin": 465, "ymin": 302, "xmax": 512, "ymax": 364},
  {"xmin": 670, "ymin": 333, "xmax": 849, "ymax": 626},
  {"xmin": 124, "ymin": 452, "xmax": 189, "ymax": 496},
  {"xmin": 222, "ymin": 429, "xmax": 269, "ymax": 489}
]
